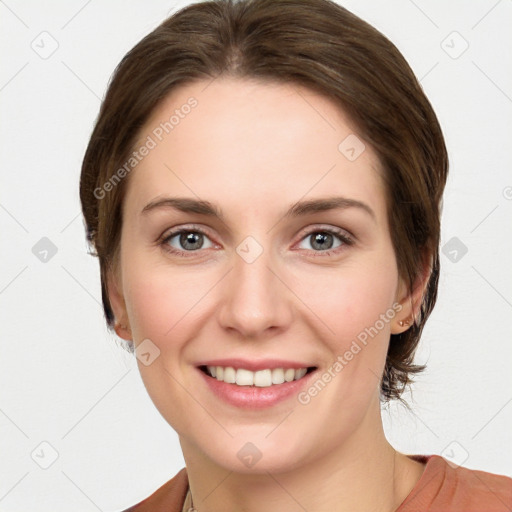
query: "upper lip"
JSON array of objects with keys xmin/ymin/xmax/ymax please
[{"xmin": 196, "ymin": 358, "xmax": 317, "ymax": 372}]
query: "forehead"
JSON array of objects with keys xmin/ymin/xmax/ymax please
[{"xmin": 124, "ymin": 77, "xmax": 386, "ymax": 224}]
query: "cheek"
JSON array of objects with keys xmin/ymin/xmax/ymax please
[
  {"xmin": 124, "ymin": 268, "xmax": 191, "ymax": 341},
  {"xmin": 121, "ymin": 261, "xmax": 203, "ymax": 425},
  {"xmin": 305, "ymin": 257, "xmax": 399, "ymax": 342},
  {"xmin": 122, "ymin": 251, "xmax": 217, "ymax": 345},
  {"xmin": 304, "ymin": 254, "xmax": 399, "ymax": 398}
]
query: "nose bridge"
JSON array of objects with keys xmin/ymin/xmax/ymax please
[{"xmin": 218, "ymin": 233, "xmax": 291, "ymax": 337}]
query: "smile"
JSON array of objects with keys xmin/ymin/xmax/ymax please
[
  {"xmin": 200, "ymin": 365, "xmax": 316, "ymax": 387},
  {"xmin": 197, "ymin": 364, "xmax": 319, "ymax": 410}
]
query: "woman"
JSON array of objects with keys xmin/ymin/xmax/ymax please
[{"xmin": 79, "ymin": 0, "xmax": 512, "ymax": 510}]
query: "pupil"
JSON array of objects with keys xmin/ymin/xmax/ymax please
[
  {"xmin": 181, "ymin": 232, "xmax": 202, "ymax": 250},
  {"xmin": 312, "ymin": 232, "xmax": 332, "ymax": 250}
]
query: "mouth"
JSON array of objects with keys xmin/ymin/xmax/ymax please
[
  {"xmin": 197, "ymin": 365, "xmax": 318, "ymax": 387},
  {"xmin": 196, "ymin": 363, "xmax": 319, "ymax": 409}
]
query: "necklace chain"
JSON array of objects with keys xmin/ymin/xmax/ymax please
[{"xmin": 184, "ymin": 488, "xmax": 197, "ymax": 512}]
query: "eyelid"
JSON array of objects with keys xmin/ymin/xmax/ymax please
[
  {"xmin": 294, "ymin": 223, "xmax": 353, "ymax": 244},
  {"xmin": 159, "ymin": 223, "xmax": 354, "ymax": 256},
  {"xmin": 161, "ymin": 224, "xmax": 211, "ymax": 236},
  {"xmin": 160, "ymin": 223, "xmax": 353, "ymax": 242},
  {"xmin": 159, "ymin": 224, "xmax": 216, "ymax": 247}
]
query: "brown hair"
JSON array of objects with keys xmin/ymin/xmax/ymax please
[{"xmin": 80, "ymin": 0, "xmax": 448, "ymax": 404}]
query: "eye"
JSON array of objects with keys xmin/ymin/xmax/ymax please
[
  {"xmin": 161, "ymin": 227, "xmax": 215, "ymax": 256},
  {"xmin": 295, "ymin": 227, "xmax": 353, "ymax": 256},
  {"xmin": 159, "ymin": 225, "xmax": 354, "ymax": 258}
]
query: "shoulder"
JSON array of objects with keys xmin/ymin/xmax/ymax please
[
  {"xmin": 399, "ymin": 454, "xmax": 512, "ymax": 512},
  {"xmin": 121, "ymin": 467, "xmax": 189, "ymax": 512}
]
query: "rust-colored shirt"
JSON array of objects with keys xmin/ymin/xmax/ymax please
[{"xmin": 123, "ymin": 455, "xmax": 512, "ymax": 511}]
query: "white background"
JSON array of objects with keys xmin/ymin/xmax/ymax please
[{"xmin": 1, "ymin": 1, "xmax": 511, "ymax": 511}]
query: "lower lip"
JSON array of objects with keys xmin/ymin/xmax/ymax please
[{"xmin": 196, "ymin": 367, "xmax": 317, "ymax": 409}]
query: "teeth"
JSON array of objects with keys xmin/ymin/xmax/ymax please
[{"xmin": 206, "ymin": 366, "xmax": 309, "ymax": 387}]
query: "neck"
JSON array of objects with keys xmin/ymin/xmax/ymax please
[{"xmin": 180, "ymin": 397, "xmax": 425, "ymax": 512}]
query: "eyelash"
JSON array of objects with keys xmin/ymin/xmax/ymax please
[{"xmin": 159, "ymin": 224, "xmax": 354, "ymax": 258}]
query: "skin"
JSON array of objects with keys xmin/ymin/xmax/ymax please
[{"xmin": 108, "ymin": 77, "xmax": 430, "ymax": 512}]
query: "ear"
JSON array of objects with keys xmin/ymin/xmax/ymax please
[
  {"xmin": 391, "ymin": 251, "xmax": 432, "ymax": 334},
  {"xmin": 106, "ymin": 264, "xmax": 132, "ymax": 341}
]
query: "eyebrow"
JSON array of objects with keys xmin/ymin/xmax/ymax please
[{"xmin": 141, "ymin": 196, "xmax": 376, "ymax": 222}]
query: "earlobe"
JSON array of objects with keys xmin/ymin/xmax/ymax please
[
  {"xmin": 106, "ymin": 266, "xmax": 132, "ymax": 341},
  {"xmin": 114, "ymin": 322, "xmax": 132, "ymax": 341},
  {"xmin": 392, "ymin": 252, "xmax": 432, "ymax": 334}
]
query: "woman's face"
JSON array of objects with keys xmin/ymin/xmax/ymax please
[{"xmin": 109, "ymin": 77, "xmax": 412, "ymax": 472}]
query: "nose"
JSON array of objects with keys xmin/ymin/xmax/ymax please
[{"xmin": 217, "ymin": 243, "xmax": 293, "ymax": 340}]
